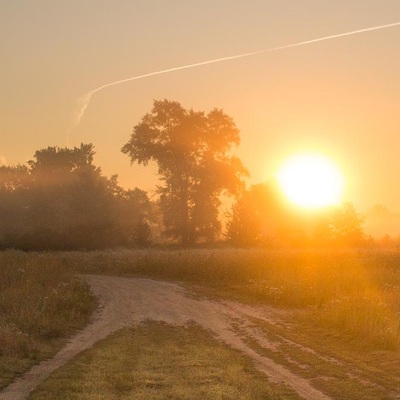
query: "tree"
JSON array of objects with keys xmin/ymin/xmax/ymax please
[
  {"xmin": 227, "ymin": 181, "xmax": 365, "ymax": 248},
  {"xmin": 22, "ymin": 144, "xmax": 118, "ymax": 249},
  {"xmin": 0, "ymin": 144, "xmax": 155, "ymax": 250},
  {"xmin": 227, "ymin": 182, "xmax": 300, "ymax": 246},
  {"xmin": 0, "ymin": 165, "xmax": 30, "ymax": 245},
  {"xmin": 112, "ymin": 184, "xmax": 155, "ymax": 247},
  {"xmin": 324, "ymin": 202, "xmax": 365, "ymax": 246},
  {"xmin": 122, "ymin": 100, "xmax": 248, "ymax": 244},
  {"xmin": 0, "ymin": 165, "xmax": 29, "ymax": 191},
  {"xmin": 228, "ymin": 184, "xmax": 275, "ymax": 246}
]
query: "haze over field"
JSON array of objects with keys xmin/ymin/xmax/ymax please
[
  {"xmin": 2, "ymin": 1, "xmax": 400, "ymax": 236},
  {"xmin": 2, "ymin": 4, "xmax": 400, "ymax": 395}
]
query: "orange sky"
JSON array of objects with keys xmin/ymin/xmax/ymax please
[{"xmin": 1, "ymin": 1, "xmax": 400, "ymax": 216}]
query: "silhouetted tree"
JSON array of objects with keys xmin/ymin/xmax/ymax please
[
  {"xmin": 228, "ymin": 184, "xmax": 274, "ymax": 246},
  {"xmin": 15, "ymin": 144, "xmax": 117, "ymax": 249},
  {"xmin": 325, "ymin": 202, "xmax": 365, "ymax": 246},
  {"xmin": 122, "ymin": 100, "xmax": 248, "ymax": 244},
  {"xmin": 113, "ymin": 184, "xmax": 155, "ymax": 247},
  {"xmin": 0, "ymin": 165, "xmax": 29, "ymax": 191},
  {"xmin": 0, "ymin": 144, "xmax": 155, "ymax": 250},
  {"xmin": 227, "ymin": 182, "xmax": 365, "ymax": 248},
  {"xmin": 227, "ymin": 182, "xmax": 300, "ymax": 246},
  {"xmin": 0, "ymin": 165, "xmax": 30, "ymax": 246}
]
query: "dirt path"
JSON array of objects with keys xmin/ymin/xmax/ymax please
[{"xmin": 0, "ymin": 275, "xmax": 332, "ymax": 400}]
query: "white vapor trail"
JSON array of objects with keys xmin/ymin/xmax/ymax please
[{"xmin": 72, "ymin": 21, "xmax": 400, "ymax": 129}]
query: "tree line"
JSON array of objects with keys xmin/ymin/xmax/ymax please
[
  {"xmin": 0, "ymin": 99, "xmax": 365, "ymax": 250},
  {"xmin": 0, "ymin": 144, "xmax": 154, "ymax": 250},
  {"xmin": 228, "ymin": 183, "xmax": 364, "ymax": 247}
]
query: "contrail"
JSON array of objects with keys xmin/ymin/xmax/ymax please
[{"xmin": 72, "ymin": 21, "xmax": 400, "ymax": 129}]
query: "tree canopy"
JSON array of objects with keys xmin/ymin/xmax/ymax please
[
  {"xmin": 122, "ymin": 99, "xmax": 248, "ymax": 244},
  {"xmin": 0, "ymin": 144, "xmax": 154, "ymax": 250},
  {"xmin": 0, "ymin": 101, "xmax": 371, "ymax": 250}
]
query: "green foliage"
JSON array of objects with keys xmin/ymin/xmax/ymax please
[{"xmin": 122, "ymin": 99, "xmax": 248, "ymax": 244}]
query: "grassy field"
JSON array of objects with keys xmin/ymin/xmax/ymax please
[
  {"xmin": 29, "ymin": 321, "xmax": 297, "ymax": 400},
  {"xmin": 1, "ymin": 248, "xmax": 400, "ymax": 398},
  {"xmin": 46, "ymin": 247, "xmax": 400, "ymax": 349},
  {"xmin": 236, "ymin": 311, "xmax": 400, "ymax": 399},
  {"xmin": 0, "ymin": 251, "xmax": 96, "ymax": 389},
  {"xmin": 3, "ymin": 248, "xmax": 400, "ymax": 349}
]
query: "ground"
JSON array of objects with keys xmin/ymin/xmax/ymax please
[{"xmin": 0, "ymin": 274, "xmax": 397, "ymax": 400}]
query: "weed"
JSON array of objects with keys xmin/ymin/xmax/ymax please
[{"xmin": 0, "ymin": 251, "xmax": 96, "ymax": 388}]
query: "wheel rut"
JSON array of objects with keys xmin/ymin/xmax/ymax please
[{"xmin": 0, "ymin": 275, "xmax": 333, "ymax": 400}]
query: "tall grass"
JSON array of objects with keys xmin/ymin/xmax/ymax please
[
  {"xmin": 1, "ymin": 248, "xmax": 400, "ymax": 358},
  {"xmin": 57, "ymin": 247, "xmax": 400, "ymax": 349},
  {"xmin": 0, "ymin": 251, "xmax": 95, "ymax": 388}
]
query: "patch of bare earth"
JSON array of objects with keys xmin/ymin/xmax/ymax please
[{"xmin": 0, "ymin": 275, "xmax": 333, "ymax": 400}]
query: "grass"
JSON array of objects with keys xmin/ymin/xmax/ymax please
[
  {"xmin": 29, "ymin": 321, "xmax": 298, "ymax": 400},
  {"xmin": 2, "ymin": 248, "xmax": 400, "ymax": 351},
  {"xmin": 2, "ymin": 248, "xmax": 400, "ymax": 397},
  {"xmin": 237, "ymin": 315, "xmax": 400, "ymax": 399},
  {"xmin": 3, "ymin": 248, "xmax": 400, "ymax": 349},
  {"xmin": 48, "ymin": 247, "xmax": 400, "ymax": 349},
  {"xmin": 0, "ymin": 250, "xmax": 96, "ymax": 389}
]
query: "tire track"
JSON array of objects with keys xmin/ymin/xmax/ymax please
[{"xmin": 0, "ymin": 275, "xmax": 332, "ymax": 400}]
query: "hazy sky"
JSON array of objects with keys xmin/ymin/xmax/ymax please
[{"xmin": 2, "ymin": 0, "xmax": 400, "ymax": 212}]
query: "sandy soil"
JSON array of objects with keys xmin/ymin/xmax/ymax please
[{"xmin": 0, "ymin": 275, "xmax": 332, "ymax": 400}]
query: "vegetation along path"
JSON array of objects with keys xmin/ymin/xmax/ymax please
[{"xmin": 0, "ymin": 275, "xmax": 334, "ymax": 400}]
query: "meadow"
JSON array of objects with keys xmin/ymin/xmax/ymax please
[
  {"xmin": 1, "ymin": 248, "xmax": 400, "ymax": 398},
  {"xmin": 0, "ymin": 251, "xmax": 96, "ymax": 389},
  {"xmin": 59, "ymin": 247, "xmax": 400, "ymax": 348},
  {"xmin": 29, "ymin": 321, "xmax": 291, "ymax": 400}
]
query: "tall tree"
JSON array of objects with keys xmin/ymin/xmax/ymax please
[{"xmin": 122, "ymin": 100, "xmax": 248, "ymax": 244}]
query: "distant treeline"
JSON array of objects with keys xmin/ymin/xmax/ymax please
[
  {"xmin": 0, "ymin": 100, "xmax": 368, "ymax": 250},
  {"xmin": 0, "ymin": 144, "xmax": 155, "ymax": 250},
  {"xmin": 0, "ymin": 143, "xmax": 366, "ymax": 250},
  {"xmin": 227, "ymin": 183, "xmax": 365, "ymax": 247}
]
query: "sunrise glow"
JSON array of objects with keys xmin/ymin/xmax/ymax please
[{"xmin": 277, "ymin": 154, "xmax": 344, "ymax": 209}]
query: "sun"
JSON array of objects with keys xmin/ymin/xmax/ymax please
[{"xmin": 277, "ymin": 154, "xmax": 344, "ymax": 209}]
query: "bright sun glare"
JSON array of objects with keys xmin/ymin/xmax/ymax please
[{"xmin": 277, "ymin": 154, "xmax": 344, "ymax": 209}]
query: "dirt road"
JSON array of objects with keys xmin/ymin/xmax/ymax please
[{"xmin": 0, "ymin": 275, "xmax": 332, "ymax": 400}]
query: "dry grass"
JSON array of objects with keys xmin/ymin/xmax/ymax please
[
  {"xmin": 0, "ymin": 251, "xmax": 96, "ymax": 388},
  {"xmin": 236, "ymin": 314, "xmax": 400, "ymax": 400},
  {"xmin": 1, "ymin": 247, "xmax": 400, "ymax": 388},
  {"xmin": 57, "ymin": 247, "xmax": 400, "ymax": 349},
  {"xmin": 2, "ymin": 248, "xmax": 400, "ymax": 398},
  {"xmin": 29, "ymin": 321, "xmax": 296, "ymax": 400}
]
